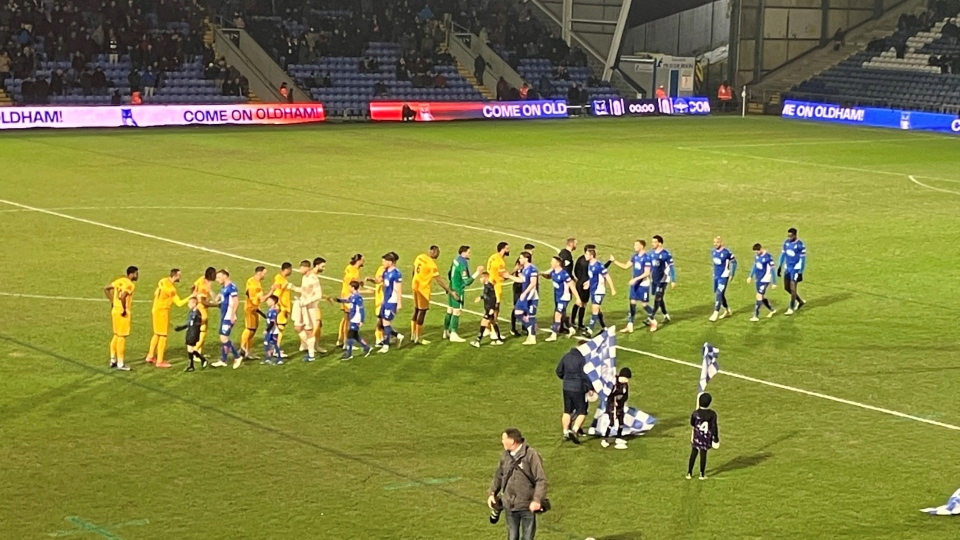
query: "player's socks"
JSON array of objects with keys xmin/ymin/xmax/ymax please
[
  {"xmin": 383, "ymin": 326, "xmax": 393, "ymax": 346},
  {"xmin": 443, "ymin": 312, "xmax": 452, "ymax": 331},
  {"xmin": 116, "ymin": 336, "xmax": 126, "ymax": 363},
  {"xmin": 110, "ymin": 336, "xmax": 117, "ymax": 360},
  {"xmin": 147, "ymin": 334, "xmax": 159, "ymax": 361},
  {"xmin": 628, "ymin": 304, "xmax": 636, "ymax": 324},
  {"xmin": 450, "ymin": 314, "xmax": 460, "ymax": 334},
  {"xmin": 597, "ymin": 312, "xmax": 606, "ymax": 329},
  {"xmin": 721, "ymin": 294, "xmax": 729, "ymax": 310},
  {"xmin": 492, "ymin": 323, "xmax": 503, "ymax": 341},
  {"xmin": 306, "ymin": 336, "xmax": 317, "ymax": 360},
  {"xmin": 714, "ymin": 292, "xmax": 723, "ymax": 313},
  {"xmin": 551, "ymin": 322, "xmax": 560, "ymax": 334},
  {"xmin": 644, "ymin": 305, "xmax": 655, "ymax": 319},
  {"xmin": 588, "ymin": 314, "xmax": 598, "ymax": 331},
  {"xmin": 763, "ymin": 298, "xmax": 773, "ymax": 311},
  {"xmin": 754, "ymin": 300, "xmax": 762, "ymax": 318},
  {"xmin": 240, "ymin": 328, "xmax": 252, "ymax": 352},
  {"xmin": 659, "ymin": 301, "xmax": 669, "ymax": 318}
]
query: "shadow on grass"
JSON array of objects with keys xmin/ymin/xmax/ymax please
[
  {"xmin": 708, "ymin": 430, "xmax": 799, "ymax": 476},
  {"xmin": 597, "ymin": 532, "xmax": 644, "ymax": 540},
  {"xmin": 799, "ymin": 292, "xmax": 853, "ymax": 311},
  {"xmin": 643, "ymin": 415, "xmax": 687, "ymax": 438}
]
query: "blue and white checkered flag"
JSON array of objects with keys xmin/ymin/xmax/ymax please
[
  {"xmin": 699, "ymin": 342, "xmax": 720, "ymax": 394},
  {"xmin": 578, "ymin": 327, "xmax": 618, "ymax": 404},
  {"xmin": 589, "ymin": 405, "xmax": 657, "ymax": 437},
  {"xmin": 921, "ymin": 487, "xmax": 960, "ymax": 516}
]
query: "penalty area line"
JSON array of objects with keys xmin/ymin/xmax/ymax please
[{"xmin": 3, "ymin": 198, "xmax": 959, "ymax": 433}]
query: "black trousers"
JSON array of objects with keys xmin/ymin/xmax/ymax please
[{"xmin": 688, "ymin": 447, "xmax": 708, "ymax": 476}]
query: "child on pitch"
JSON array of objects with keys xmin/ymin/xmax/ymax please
[
  {"xmin": 600, "ymin": 368, "xmax": 632, "ymax": 449},
  {"xmin": 471, "ymin": 272, "xmax": 500, "ymax": 348},
  {"xmin": 175, "ymin": 297, "xmax": 208, "ymax": 372},
  {"xmin": 329, "ymin": 280, "xmax": 372, "ymax": 360},
  {"xmin": 687, "ymin": 392, "xmax": 720, "ymax": 480},
  {"xmin": 261, "ymin": 295, "xmax": 282, "ymax": 365}
]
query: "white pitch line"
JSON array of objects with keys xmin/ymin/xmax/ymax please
[
  {"xmin": 0, "ymin": 291, "xmax": 151, "ymax": 303},
  {"xmin": 4, "ymin": 198, "xmax": 959, "ymax": 433},
  {"xmin": 908, "ymin": 175, "xmax": 960, "ymax": 196},
  {"xmin": 677, "ymin": 138, "xmax": 919, "ymax": 150}
]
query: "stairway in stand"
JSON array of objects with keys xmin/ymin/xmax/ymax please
[
  {"xmin": 0, "ymin": 88, "xmax": 13, "ymax": 106},
  {"xmin": 247, "ymin": 90, "xmax": 261, "ymax": 103},
  {"xmin": 456, "ymin": 62, "xmax": 495, "ymax": 100}
]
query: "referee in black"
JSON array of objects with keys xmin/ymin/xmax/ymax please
[
  {"xmin": 571, "ymin": 244, "xmax": 594, "ymax": 333},
  {"xmin": 511, "ymin": 243, "xmax": 535, "ymax": 336},
  {"xmin": 557, "ymin": 238, "xmax": 576, "ymax": 333}
]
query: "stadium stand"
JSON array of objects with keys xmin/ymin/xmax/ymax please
[
  {"xmin": 786, "ymin": 1, "xmax": 960, "ymax": 112},
  {"xmin": 0, "ymin": 0, "xmax": 247, "ymax": 105}
]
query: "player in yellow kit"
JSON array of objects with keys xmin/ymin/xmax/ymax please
[
  {"xmin": 410, "ymin": 245, "xmax": 456, "ymax": 345},
  {"xmin": 146, "ymin": 268, "xmax": 190, "ymax": 368},
  {"xmin": 338, "ymin": 254, "xmax": 365, "ymax": 347},
  {"xmin": 268, "ymin": 262, "xmax": 294, "ymax": 354},
  {"xmin": 369, "ymin": 260, "xmax": 387, "ymax": 345},
  {"xmin": 190, "ymin": 267, "xmax": 217, "ymax": 354},
  {"xmin": 103, "ymin": 266, "xmax": 139, "ymax": 371},
  {"xmin": 241, "ymin": 266, "xmax": 269, "ymax": 359},
  {"xmin": 485, "ymin": 242, "xmax": 512, "ymax": 343}
]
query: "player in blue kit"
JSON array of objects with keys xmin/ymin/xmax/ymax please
[
  {"xmin": 377, "ymin": 252, "xmax": 405, "ymax": 354},
  {"xmin": 583, "ymin": 247, "xmax": 617, "ymax": 336},
  {"xmin": 649, "ymin": 235, "xmax": 676, "ymax": 329},
  {"xmin": 778, "ymin": 227, "xmax": 807, "ymax": 315},
  {"xmin": 610, "ymin": 239, "xmax": 656, "ymax": 333},
  {"xmin": 544, "ymin": 256, "xmax": 581, "ymax": 342},
  {"xmin": 747, "ymin": 243, "xmax": 777, "ymax": 321},
  {"xmin": 512, "ymin": 251, "xmax": 540, "ymax": 345},
  {"xmin": 261, "ymin": 295, "xmax": 282, "ymax": 364},
  {"xmin": 709, "ymin": 237, "xmax": 737, "ymax": 322},
  {"xmin": 213, "ymin": 269, "xmax": 243, "ymax": 368},
  {"xmin": 331, "ymin": 280, "xmax": 372, "ymax": 360}
]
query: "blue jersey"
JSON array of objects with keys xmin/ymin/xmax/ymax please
[
  {"xmin": 519, "ymin": 264, "xmax": 539, "ymax": 301},
  {"xmin": 220, "ymin": 282, "xmax": 239, "ymax": 316},
  {"xmin": 551, "ymin": 268, "xmax": 573, "ymax": 303},
  {"xmin": 587, "ymin": 260, "xmax": 609, "ymax": 295},
  {"xmin": 382, "ymin": 267, "xmax": 402, "ymax": 304},
  {"xmin": 650, "ymin": 249, "xmax": 675, "ymax": 284},
  {"xmin": 347, "ymin": 292, "xmax": 365, "ymax": 325},
  {"xmin": 631, "ymin": 252, "xmax": 652, "ymax": 287},
  {"xmin": 712, "ymin": 247, "xmax": 736, "ymax": 280},
  {"xmin": 751, "ymin": 252, "xmax": 776, "ymax": 284},
  {"xmin": 781, "ymin": 239, "xmax": 807, "ymax": 273},
  {"xmin": 265, "ymin": 306, "xmax": 279, "ymax": 337}
]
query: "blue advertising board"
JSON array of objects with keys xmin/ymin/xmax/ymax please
[
  {"xmin": 591, "ymin": 97, "xmax": 711, "ymax": 117},
  {"xmin": 781, "ymin": 100, "xmax": 960, "ymax": 135}
]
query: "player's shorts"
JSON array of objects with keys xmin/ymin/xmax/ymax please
[
  {"xmin": 756, "ymin": 282, "xmax": 770, "ymax": 295},
  {"xmin": 276, "ymin": 308, "xmax": 289, "ymax": 326},
  {"xmin": 563, "ymin": 390, "xmax": 588, "ymax": 416},
  {"xmin": 379, "ymin": 303, "xmax": 398, "ymax": 321},
  {"xmin": 591, "ymin": 293, "xmax": 605, "ymax": 306},
  {"xmin": 151, "ymin": 309, "xmax": 169, "ymax": 336},
  {"xmin": 348, "ymin": 322, "xmax": 362, "ymax": 332},
  {"xmin": 483, "ymin": 301, "xmax": 498, "ymax": 320},
  {"xmin": 576, "ymin": 286, "xmax": 589, "ymax": 303},
  {"xmin": 413, "ymin": 289, "xmax": 431, "ymax": 310},
  {"xmin": 219, "ymin": 319, "xmax": 235, "ymax": 337},
  {"xmin": 655, "ymin": 282, "xmax": 669, "ymax": 295},
  {"xmin": 785, "ymin": 272, "xmax": 803, "ymax": 284},
  {"xmin": 244, "ymin": 309, "xmax": 260, "ymax": 330},
  {"xmin": 291, "ymin": 301, "xmax": 317, "ymax": 330},
  {"xmin": 515, "ymin": 299, "xmax": 538, "ymax": 316},
  {"xmin": 630, "ymin": 284, "xmax": 650, "ymax": 302},
  {"xmin": 111, "ymin": 311, "xmax": 131, "ymax": 337},
  {"xmin": 448, "ymin": 290, "xmax": 465, "ymax": 309},
  {"xmin": 555, "ymin": 299, "xmax": 569, "ymax": 314},
  {"xmin": 713, "ymin": 278, "xmax": 729, "ymax": 294}
]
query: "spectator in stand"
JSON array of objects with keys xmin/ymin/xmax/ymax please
[
  {"xmin": 279, "ymin": 81, "xmax": 290, "ymax": 102},
  {"xmin": 496, "ymin": 76, "xmax": 509, "ymax": 101},
  {"xmin": 204, "ymin": 62, "xmax": 218, "ymax": 80},
  {"xmin": 474, "ymin": 53, "xmax": 486, "ymax": 84},
  {"xmin": 238, "ymin": 74, "xmax": 249, "ymax": 97},
  {"xmin": 655, "ymin": 85, "xmax": 667, "ymax": 99},
  {"xmin": 538, "ymin": 74, "xmax": 554, "ymax": 98},
  {"xmin": 322, "ymin": 71, "xmax": 332, "ymax": 87},
  {"xmin": 79, "ymin": 69, "xmax": 93, "ymax": 96},
  {"xmin": 373, "ymin": 79, "xmax": 388, "ymax": 97},
  {"xmin": 396, "ymin": 56, "xmax": 409, "ymax": 81},
  {"xmin": 519, "ymin": 82, "xmax": 530, "ymax": 100},
  {"xmin": 141, "ymin": 66, "xmax": 156, "ymax": 97},
  {"xmin": 111, "ymin": 89, "xmax": 122, "ymax": 105},
  {"xmin": 0, "ymin": 51, "xmax": 10, "ymax": 87},
  {"xmin": 108, "ymin": 30, "xmax": 120, "ymax": 64},
  {"xmin": 555, "ymin": 64, "xmax": 569, "ymax": 81},
  {"xmin": 433, "ymin": 70, "xmax": 446, "ymax": 89},
  {"xmin": 71, "ymin": 51, "xmax": 85, "ymax": 74},
  {"xmin": 128, "ymin": 68, "xmax": 141, "ymax": 93},
  {"xmin": 50, "ymin": 69, "xmax": 64, "ymax": 96},
  {"xmin": 20, "ymin": 77, "xmax": 34, "ymax": 104},
  {"xmin": 567, "ymin": 83, "xmax": 580, "ymax": 115},
  {"xmin": 717, "ymin": 81, "xmax": 734, "ymax": 112},
  {"xmin": 34, "ymin": 76, "xmax": 49, "ymax": 103},
  {"xmin": 92, "ymin": 67, "xmax": 108, "ymax": 95}
]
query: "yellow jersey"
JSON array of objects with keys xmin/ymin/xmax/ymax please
[
  {"xmin": 272, "ymin": 273, "xmax": 292, "ymax": 312},
  {"xmin": 374, "ymin": 265, "xmax": 386, "ymax": 306},
  {"xmin": 486, "ymin": 253, "xmax": 506, "ymax": 285},
  {"xmin": 245, "ymin": 277, "xmax": 264, "ymax": 313},
  {"xmin": 192, "ymin": 276, "xmax": 212, "ymax": 316},
  {"xmin": 111, "ymin": 276, "xmax": 135, "ymax": 314},
  {"xmin": 412, "ymin": 254, "xmax": 439, "ymax": 293},
  {"xmin": 152, "ymin": 277, "xmax": 186, "ymax": 312},
  {"xmin": 341, "ymin": 264, "xmax": 361, "ymax": 298}
]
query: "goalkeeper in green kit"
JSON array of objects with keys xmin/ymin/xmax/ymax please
[{"xmin": 444, "ymin": 245, "xmax": 484, "ymax": 343}]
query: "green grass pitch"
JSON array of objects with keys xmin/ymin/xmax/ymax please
[{"xmin": 1, "ymin": 116, "xmax": 959, "ymax": 540}]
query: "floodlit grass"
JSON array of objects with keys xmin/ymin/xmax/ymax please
[{"xmin": 1, "ymin": 116, "xmax": 959, "ymax": 540}]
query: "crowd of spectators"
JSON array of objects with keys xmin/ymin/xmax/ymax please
[
  {"xmin": 865, "ymin": 0, "xmax": 960, "ymax": 58},
  {"xmin": 0, "ymin": 0, "xmax": 219, "ymax": 103}
]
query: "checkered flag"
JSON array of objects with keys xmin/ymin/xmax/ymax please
[
  {"xmin": 699, "ymin": 342, "xmax": 721, "ymax": 394},
  {"xmin": 578, "ymin": 327, "xmax": 618, "ymax": 404},
  {"xmin": 921, "ymin": 487, "xmax": 960, "ymax": 516},
  {"xmin": 589, "ymin": 406, "xmax": 657, "ymax": 437}
]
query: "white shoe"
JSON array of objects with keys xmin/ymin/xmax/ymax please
[
  {"xmin": 395, "ymin": 334, "xmax": 405, "ymax": 348},
  {"xmin": 663, "ymin": 314, "xmax": 672, "ymax": 323},
  {"xmin": 491, "ymin": 339, "xmax": 504, "ymax": 346},
  {"xmin": 448, "ymin": 332, "xmax": 466, "ymax": 343},
  {"xmin": 378, "ymin": 345, "xmax": 390, "ymax": 354},
  {"xmin": 567, "ymin": 327, "xmax": 577, "ymax": 337},
  {"xmin": 686, "ymin": 474, "xmax": 692, "ymax": 480},
  {"xmin": 211, "ymin": 360, "xmax": 227, "ymax": 367},
  {"xmin": 419, "ymin": 338, "xmax": 432, "ymax": 345},
  {"xmin": 523, "ymin": 336, "xmax": 537, "ymax": 345},
  {"xmin": 615, "ymin": 438, "xmax": 627, "ymax": 446},
  {"xmin": 649, "ymin": 320, "xmax": 658, "ymax": 333},
  {"xmin": 621, "ymin": 323, "xmax": 634, "ymax": 334},
  {"xmin": 784, "ymin": 308, "xmax": 794, "ymax": 316},
  {"xmin": 708, "ymin": 311, "xmax": 719, "ymax": 322},
  {"xmin": 699, "ymin": 475, "xmax": 707, "ymax": 481},
  {"xmin": 600, "ymin": 440, "xmax": 611, "ymax": 448},
  {"xmin": 722, "ymin": 309, "xmax": 732, "ymax": 319},
  {"xmin": 767, "ymin": 309, "xmax": 777, "ymax": 318},
  {"xmin": 545, "ymin": 332, "xmax": 557, "ymax": 342},
  {"xmin": 335, "ymin": 341, "xmax": 342, "ymax": 348},
  {"xmin": 470, "ymin": 340, "xmax": 480, "ymax": 348},
  {"xmin": 615, "ymin": 442, "xmax": 628, "ymax": 450},
  {"xmin": 232, "ymin": 357, "xmax": 242, "ymax": 369},
  {"xmin": 749, "ymin": 316, "xmax": 760, "ymax": 322},
  {"xmin": 442, "ymin": 330, "xmax": 449, "ymax": 339}
]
